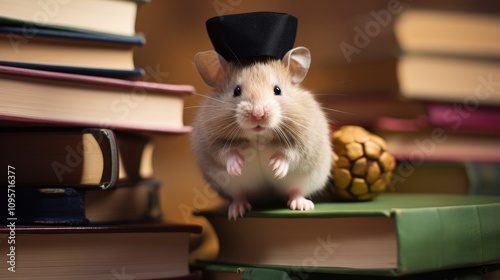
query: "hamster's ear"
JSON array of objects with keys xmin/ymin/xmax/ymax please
[
  {"xmin": 194, "ymin": 50, "xmax": 228, "ymax": 89},
  {"xmin": 282, "ymin": 47, "xmax": 311, "ymax": 85}
]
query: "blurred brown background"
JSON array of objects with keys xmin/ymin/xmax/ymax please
[{"xmin": 133, "ymin": 0, "xmax": 499, "ymax": 260}]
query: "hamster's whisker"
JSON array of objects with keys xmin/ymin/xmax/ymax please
[
  {"xmin": 273, "ymin": 126, "xmax": 293, "ymax": 151},
  {"xmin": 205, "ymin": 120, "xmax": 239, "ymax": 150},
  {"xmin": 276, "ymin": 119, "xmax": 303, "ymax": 146},
  {"xmin": 320, "ymin": 106, "xmax": 357, "ymax": 116},
  {"xmin": 278, "ymin": 122, "xmax": 308, "ymax": 155},
  {"xmin": 220, "ymin": 120, "xmax": 240, "ymax": 137},
  {"xmin": 280, "ymin": 114, "xmax": 309, "ymax": 131},
  {"xmin": 184, "ymin": 101, "xmax": 236, "ymax": 109},
  {"xmin": 279, "ymin": 118, "xmax": 302, "ymax": 137},
  {"xmin": 313, "ymin": 93, "xmax": 348, "ymax": 96},
  {"xmin": 196, "ymin": 117, "xmax": 234, "ymax": 133},
  {"xmin": 225, "ymin": 45, "xmax": 243, "ymax": 67},
  {"xmin": 281, "ymin": 107, "xmax": 341, "ymax": 127},
  {"xmin": 210, "ymin": 120, "xmax": 233, "ymax": 135},
  {"xmin": 184, "ymin": 105, "xmax": 224, "ymax": 110},
  {"xmin": 325, "ymin": 116, "xmax": 342, "ymax": 126},
  {"xmin": 194, "ymin": 109, "xmax": 236, "ymax": 125},
  {"xmin": 280, "ymin": 114, "xmax": 330, "ymax": 144},
  {"xmin": 192, "ymin": 92, "xmax": 232, "ymax": 105},
  {"xmin": 215, "ymin": 116, "xmax": 239, "ymax": 138},
  {"xmin": 223, "ymin": 122, "xmax": 243, "ymax": 151}
]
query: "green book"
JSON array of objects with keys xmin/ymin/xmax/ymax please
[
  {"xmin": 197, "ymin": 263, "xmax": 500, "ymax": 280},
  {"xmin": 195, "ymin": 193, "xmax": 500, "ymax": 277}
]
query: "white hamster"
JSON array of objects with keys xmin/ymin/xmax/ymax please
[{"xmin": 192, "ymin": 47, "xmax": 332, "ymax": 220}]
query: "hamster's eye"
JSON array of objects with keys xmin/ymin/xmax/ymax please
[
  {"xmin": 233, "ymin": 85, "xmax": 242, "ymax": 97},
  {"xmin": 274, "ymin": 85, "xmax": 281, "ymax": 96}
]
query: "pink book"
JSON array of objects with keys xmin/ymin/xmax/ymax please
[
  {"xmin": 375, "ymin": 116, "xmax": 500, "ymax": 163},
  {"xmin": 426, "ymin": 102, "xmax": 500, "ymax": 132},
  {"xmin": 0, "ymin": 65, "xmax": 194, "ymax": 133}
]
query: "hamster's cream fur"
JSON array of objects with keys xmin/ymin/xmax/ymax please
[{"xmin": 192, "ymin": 47, "xmax": 332, "ymax": 220}]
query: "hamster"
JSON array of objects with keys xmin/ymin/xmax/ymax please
[{"xmin": 192, "ymin": 47, "xmax": 332, "ymax": 220}]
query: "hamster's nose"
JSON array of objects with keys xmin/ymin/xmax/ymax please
[{"xmin": 251, "ymin": 105, "xmax": 265, "ymax": 121}]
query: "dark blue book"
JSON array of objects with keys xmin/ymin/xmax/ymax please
[
  {"xmin": 1, "ymin": 179, "xmax": 162, "ymax": 225},
  {"xmin": 0, "ymin": 26, "xmax": 144, "ymax": 78},
  {"xmin": 0, "ymin": 61, "xmax": 144, "ymax": 78},
  {"xmin": 0, "ymin": 26, "xmax": 145, "ymax": 44}
]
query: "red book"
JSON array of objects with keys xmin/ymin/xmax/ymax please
[
  {"xmin": 0, "ymin": 223, "xmax": 202, "ymax": 279},
  {"xmin": 0, "ymin": 65, "xmax": 194, "ymax": 133},
  {"xmin": 426, "ymin": 102, "xmax": 500, "ymax": 132},
  {"xmin": 375, "ymin": 116, "xmax": 500, "ymax": 163}
]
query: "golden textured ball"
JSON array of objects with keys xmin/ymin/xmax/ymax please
[{"xmin": 330, "ymin": 126, "xmax": 396, "ymax": 201}]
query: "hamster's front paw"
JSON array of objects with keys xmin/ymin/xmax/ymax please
[
  {"xmin": 269, "ymin": 152, "xmax": 289, "ymax": 179},
  {"xmin": 287, "ymin": 190, "xmax": 315, "ymax": 211},
  {"xmin": 226, "ymin": 150, "xmax": 244, "ymax": 176},
  {"xmin": 228, "ymin": 198, "xmax": 252, "ymax": 220}
]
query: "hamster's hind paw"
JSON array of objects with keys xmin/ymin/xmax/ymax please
[
  {"xmin": 228, "ymin": 199, "xmax": 252, "ymax": 220},
  {"xmin": 226, "ymin": 150, "xmax": 244, "ymax": 176},
  {"xmin": 269, "ymin": 152, "xmax": 289, "ymax": 179},
  {"xmin": 287, "ymin": 196, "xmax": 315, "ymax": 211}
]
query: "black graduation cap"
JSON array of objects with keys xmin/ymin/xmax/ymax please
[{"xmin": 206, "ymin": 12, "xmax": 298, "ymax": 62}]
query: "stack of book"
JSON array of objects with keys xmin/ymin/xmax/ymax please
[
  {"xmin": 373, "ymin": 8, "xmax": 500, "ymax": 196},
  {"xmin": 195, "ymin": 193, "xmax": 500, "ymax": 279},
  {"xmin": 190, "ymin": 4, "xmax": 500, "ymax": 280},
  {"xmin": 0, "ymin": 0, "xmax": 147, "ymax": 78},
  {"xmin": 0, "ymin": 1, "xmax": 201, "ymax": 279},
  {"xmin": 314, "ymin": 5, "xmax": 500, "ymax": 196}
]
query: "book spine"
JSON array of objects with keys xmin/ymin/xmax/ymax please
[
  {"xmin": 0, "ymin": 128, "xmax": 118, "ymax": 188},
  {"xmin": 88, "ymin": 128, "xmax": 119, "ymax": 190},
  {"xmin": 0, "ymin": 188, "xmax": 88, "ymax": 225},
  {"xmin": 0, "ymin": 26, "xmax": 145, "ymax": 45},
  {"xmin": 0, "ymin": 62, "xmax": 145, "ymax": 79},
  {"xmin": 396, "ymin": 203, "xmax": 500, "ymax": 274},
  {"xmin": 466, "ymin": 163, "xmax": 500, "ymax": 196}
]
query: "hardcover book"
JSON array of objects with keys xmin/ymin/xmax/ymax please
[
  {"xmin": 394, "ymin": 9, "xmax": 500, "ymax": 58},
  {"xmin": 425, "ymin": 102, "xmax": 500, "ymax": 132},
  {"xmin": 374, "ymin": 117, "xmax": 500, "ymax": 163},
  {"xmin": 0, "ymin": 223, "xmax": 202, "ymax": 280},
  {"xmin": 0, "ymin": 179, "xmax": 162, "ymax": 225},
  {"xmin": 0, "ymin": 128, "xmax": 118, "ymax": 188},
  {"xmin": 199, "ymin": 263, "xmax": 500, "ymax": 280},
  {"xmin": 0, "ymin": 66, "xmax": 194, "ymax": 132},
  {"xmin": 0, "ymin": 26, "xmax": 145, "ymax": 78},
  {"xmin": 0, "ymin": 0, "xmax": 148, "ymax": 36},
  {"xmin": 1, "ymin": 128, "xmax": 159, "ymax": 188},
  {"xmin": 390, "ymin": 161, "xmax": 500, "ymax": 196},
  {"xmin": 195, "ymin": 193, "xmax": 500, "ymax": 276},
  {"xmin": 397, "ymin": 54, "xmax": 500, "ymax": 106}
]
